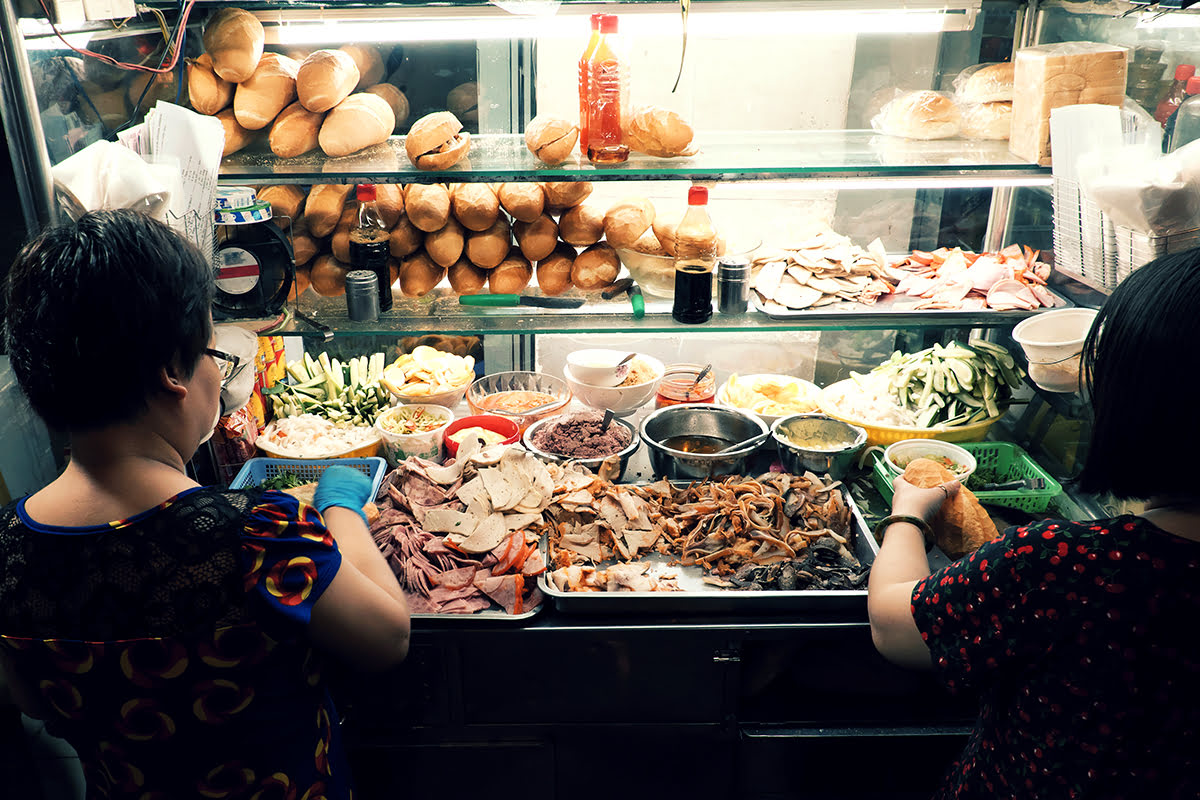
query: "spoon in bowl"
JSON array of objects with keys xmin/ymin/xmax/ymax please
[
  {"xmin": 712, "ymin": 431, "xmax": 771, "ymax": 455},
  {"xmin": 688, "ymin": 364, "xmax": 713, "ymax": 397}
]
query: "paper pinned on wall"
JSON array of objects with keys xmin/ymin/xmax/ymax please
[{"xmin": 145, "ymin": 101, "xmax": 225, "ymax": 265}]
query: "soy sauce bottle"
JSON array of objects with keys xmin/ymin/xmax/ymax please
[
  {"xmin": 348, "ymin": 184, "xmax": 392, "ymax": 312},
  {"xmin": 671, "ymin": 186, "xmax": 717, "ymax": 324}
]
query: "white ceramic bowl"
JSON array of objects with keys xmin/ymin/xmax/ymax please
[
  {"xmin": 386, "ymin": 378, "xmax": 473, "ymax": 409},
  {"xmin": 716, "ymin": 373, "xmax": 823, "ymax": 429},
  {"xmin": 563, "ymin": 355, "xmax": 665, "ymax": 417},
  {"xmin": 566, "ymin": 349, "xmax": 635, "ymax": 388},
  {"xmin": 881, "ymin": 439, "xmax": 977, "ymax": 483},
  {"xmin": 374, "ymin": 404, "xmax": 455, "ymax": 466}
]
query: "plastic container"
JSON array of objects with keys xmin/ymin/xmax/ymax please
[
  {"xmin": 1168, "ymin": 76, "xmax": 1200, "ymax": 151},
  {"xmin": 1011, "ymin": 308, "xmax": 1098, "ymax": 393},
  {"xmin": 374, "ymin": 403, "xmax": 455, "ymax": 466},
  {"xmin": 878, "ymin": 439, "xmax": 978, "ymax": 484},
  {"xmin": 230, "ymin": 457, "xmax": 388, "ymax": 500},
  {"xmin": 443, "ymin": 415, "xmax": 521, "ymax": 458},
  {"xmin": 871, "ymin": 442, "xmax": 1062, "ymax": 514}
]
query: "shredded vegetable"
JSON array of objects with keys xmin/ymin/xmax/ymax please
[
  {"xmin": 379, "ymin": 407, "xmax": 449, "ymax": 435},
  {"xmin": 261, "ymin": 414, "xmax": 378, "ymax": 458}
]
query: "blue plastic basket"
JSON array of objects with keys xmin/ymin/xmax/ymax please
[{"xmin": 229, "ymin": 457, "xmax": 388, "ymax": 500}]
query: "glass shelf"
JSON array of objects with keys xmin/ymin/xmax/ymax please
[
  {"xmin": 261, "ymin": 289, "xmax": 1060, "ymax": 337},
  {"xmin": 219, "ymin": 131, "xmax": 1049, "ymax": 185}
]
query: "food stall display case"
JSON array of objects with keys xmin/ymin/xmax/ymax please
[{"xmin": 0, "ymin": 0, "xmax": 1182, "ymax": 796}]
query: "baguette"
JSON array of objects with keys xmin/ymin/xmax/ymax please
[
  {"xmin": 309, "ymin": 254, "xmax": 349, "ymax": 297},
  {"xmin": 202, "ymin": 8, "xmax": 264, "ymax": 83},
  {"xmin": 187, "ymin": 54, "xmax": 232, "ymax": 115},
  {"xmin": 542, "ymin": 181, "xmax": 592, "ymax": 212},
  {"xmin": 603, "ymin": 197, "xmax": 656, "ymax": 249},
  {"xmin": 268, "ymin": 101, "xmax": 324, "ymax": 158},
  {"xmin": 450, "ymin": 183, "xmax": 500, "ymax": 232},
  {"xmin": 216, "ymin": 108, "xmax": 253, "ymax": 157},
  {"xmin": 339, "ymin": 45, "xmax": 385, "ymax": 91},
  {"xmin": 291, "ymin": 217, "xmax": 320, "ymax": 267},
  {"xmin": 234, "ymin": 53, "xmax": 299, "ymax": 130},
  {"xmin": 366, "ymin": 83, "xmax": 409, "ymax": 131},
  {"xmin": 489, "ymin": 253, "xmax": 533, "ymax": 295},
  {"xmin": 405, "ymin": 183, "xmax": 452, "ymax": 232},
  {"xmin": 297, "ymin": 50, "xmax": 360, "ymax": 113},
  {"xmin": 558, "ymin": 204, "xmax": 604, "ymax": 247},
  {"xmin": 257, "ymin": 185, "xmax": 306, "ymax": 229},
  {"xmin": 535, "ymin": 242, "xmax": 575, "ymax": 296},
  {"xmin": 400, "ymin": 251, "xmax": 446, "ymax": 297},
  {"xmin": 389, "ymin": 214, "xmax": 424, "ymax": 258},
  {"xmin": 448, "ymin": 258, "xmax": 489, "ymax": 295},
  {"xmin": 514, "ymin": 214, "xmax": 558, "ymax": 262},
  {"xmin": 466, "ymin": 218, "xmax": 511, "ymax": 269},
  {"xmin": 525, "ymin": 116, "xmax": 578, "ymax": 165},
  {"xmin": 305, "ymin": 184, "xmax": 353, "ymax": 237},
  {"xmin": 405, "ymin": 111, "xmax": 470, "ymax": 170},
  {"xmin": 331, "ymin": 205, "xmax": 359, "ymax": 263},
  {"xmin": 319, "ymin": 93, "xmax": 394, "ymax": 158},
  {"xmin": 426, "ymin": 218, "xmax": 466, "ymax": 268},
  {"xmin": 571, "ymin": 242, "xmax": 619, "ymax": 291},
  {"xmin": 374, "ymin": 184, "xmax": 404, "ymax": 229},
  {"xmin": 497, "ymin": 182, "xmax": 545, "ymax": 223}
]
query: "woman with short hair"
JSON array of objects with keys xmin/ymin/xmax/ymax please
[
  {"xmin": 0, "ymin": 210, "xmax": 409, "ymax": 798},
  {"xmin": 868, "ymin": 249, "xmax": 1200, "ymax": 799}
]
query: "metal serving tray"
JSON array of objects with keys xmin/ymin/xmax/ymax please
[
  {"xmin": 411, "ymin": 605, "xmax": 543, "ymax": 623},
  {"xmin": 752, "ymin": 284, "xmax": 1072, "ymax": 323},
  {"xmin": 540, "ymin": 490, "xmax": 879, "ymax": 615}
]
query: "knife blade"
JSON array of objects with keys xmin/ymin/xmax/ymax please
[{"xmin": 459, "ymin": 294, "xmax": 586, "ymax": 309}]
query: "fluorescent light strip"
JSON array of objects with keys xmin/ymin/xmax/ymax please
[
  {"xmin": 265, "ymin": 9, "xmax": 962, "ymax": 46},
  {"xmin": 1136, "ymin": 10, "xmax": 1200, "ymax": 30}
]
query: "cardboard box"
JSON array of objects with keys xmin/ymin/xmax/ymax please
[{"xmin": 1010, "ymin": 42, "xmax": 1128, "ymax": 166}]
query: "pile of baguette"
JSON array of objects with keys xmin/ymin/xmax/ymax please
[
  {"xmin": 191, "ymin": 8, "xmax": 408, "ymax": 158},
  {"xmin": 265, "ymin": 180, "xmax": 690, "ymax": 300}
]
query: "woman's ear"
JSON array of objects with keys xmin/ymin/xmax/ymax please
[{"xmin": 158, "ymin": 364, "xmax": 189, "ymax": 400}]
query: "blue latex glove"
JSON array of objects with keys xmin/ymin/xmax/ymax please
[{"xmin": 312, "ymin": 465, "xmax": 372, "ymax": 523}]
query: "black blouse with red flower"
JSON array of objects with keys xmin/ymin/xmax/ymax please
[{"xmin": 911, "ymin": 516, "xmax": 1200, "ymax": 800}]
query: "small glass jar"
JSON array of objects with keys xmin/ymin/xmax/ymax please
[{"xmin": 655, "ymin": 363, "xmax": 717, "ymax": 408}]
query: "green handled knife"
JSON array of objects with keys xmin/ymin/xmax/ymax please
[{"xmin": 460, "ymin": 294, "xmax": 586, "ymax": 309}]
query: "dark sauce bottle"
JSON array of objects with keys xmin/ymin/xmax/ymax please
[
  {"xmin": 348, "ymin": 184, "xmax": 392, "ymax": 312},
  {"xmin": 671, "ymin": 186, "xmax": 716, "ymax": 325}
]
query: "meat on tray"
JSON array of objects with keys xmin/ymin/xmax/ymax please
[{"xmin": 371, "ymin": 440, "xmax": 552, "ymax": 615}]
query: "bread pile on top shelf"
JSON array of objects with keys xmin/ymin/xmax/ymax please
[
  {"xmin": 190, "ymin": 8, "xmax": 409, "ymax": 158},
  {"xmin": 268, "ymin": 181, "xmax": 708, "ymax": 301},
  {"xmin": 872, "ymin": 62, "xmax": 1014, "ymax": 142}
]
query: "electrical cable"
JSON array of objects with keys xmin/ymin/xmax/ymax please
[{"xmin": 35, "ymin": 0, "xmax": 197, "ymax": 74}]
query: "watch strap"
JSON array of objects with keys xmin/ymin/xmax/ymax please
[{"xmin": 874, "ymin": 514, "xmax": 935, "ymax": 552}]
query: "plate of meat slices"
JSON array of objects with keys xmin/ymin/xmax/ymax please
[
  {"xmin": 371, "ymin": 439, "xmax": 553, "ymax": 621},
  {"xmin": 538, "ymin": 468, "xmax": 878, "ymax": 615}
]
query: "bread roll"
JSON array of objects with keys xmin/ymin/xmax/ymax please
[
  {"xmin": 535, "ymin": 242, "xmax": 575, "ymax": 296},
  {"xmin": 625, "ymin": 107, "xmax": 696, "ymax": 158},
  {"xmin": 961, "ymin": 101, "xmax": 1012, "ymax": 141},
  {"xmin": 305, "ymin": 184, "xmax": 353, "ymax": 237},
  {"xmin": 525, "ymin": 116, "xmax": 578, "ymax": 165},
  {"xmin": 319, "ymin": 93, "xmax": 394, "ymax": 158},
  {"xmin": 497, "ymin": 183, "xmax": 545, "ymax": 223},
  {"xmin": 400, "ymin": 251, "xmax": 446, "ymax": 297},
  {"xmin": 187, "ymin": 54, "xmax": 232, "ymax": 115},
  {"xmin": 571, "ymin": 243, "xmax": 619, "ymax": 291},
  {"xmin": 448, "ymin": 258, "xmax": 489, "ymax": 295},
  {"xmin": 957, "ymin": 62, "xmax": 1015, "ymax": 104},
  {"xmin": 450, "ymin": 183, "xmax": 500, "ymax": 232},
  {"xmin": 878, "ymin": 91, "xmax": 961, "ymax": 140},
  {"xmin": 489, "ymin": 254, "xmax": 533, "ymax": 295},
  {"xmin": 339, "ymin": 45, "xmax": 385, "ymax": 90},
  {"xmin": 216, "ymin": 108, "xmax": 253, "ymax": 157},
  {"xmin": 366, "ymin": 83, "xmax": 409, "ymax": 131},
  {"xmin": 466, "ymin": 218, "xmax": 511, "ymax": 269},
  {"xmin": 258, "ymin": 185, "xmax": 306, "ymax": 229},
  {"xmin": 291, "ymin": 219, "xmax": 319, "ymax": 267},
  {"xmin": 425, "ymin": 218, "xmax": 465, "ymax": 268},
  {"xmin": 406, "ymin": 111, "xmax": 470, "ymax": 170},
  {"xmin": 603, "ymin": 197, "xmax": 656, "ymax": 249},
  {"xmin": 447, "ymin": 82, "xmax": 478, "ymax": 124},
  {"xmin": 233, "ymin": 53, "xmax": 298, "ymax": 130},
  {"xmin": 630, "ymin": 229, "xmax": 667, "ymax": 256},
  {"xmin": 289, "ymin": 264, "xmax": 311, "ymax": 301},
  {"xmin": 202, "ymin": 8, "xmax": 264, "ymax": 83},
  {"xmin": 405, "ymin": 183, "xmax": 452, "ymax": 232},
  {"xmin": 367, "ymin": 183, "xmax": 403, "ymax": 229},
  {"xmin": 331, "ymin": 205, "xmax": 359, "ymax": 263},
  {"xmin": 297, "ymin": 50, "xmax": 360, "ymax": 113},
  {"xmin": 268, "ymin": 101, "xmax": 324, "ymax": 158},
  {"xmin": 652, "ymin": 217, "xmax": 678, "ymax": 256},
  {"xmin": 542, "ymin": 181, "xmax": 592, "ymax": 212},
  {"xmin": 389, "ymin": 214, "xmax": 423, "ymax": 258},
  {"xmin": 558, "ymin": 204, "xmax": 604, "ymax": 247},
  {"xmin": 309, "ymin": 254, "xmax": 349, "ymax": 297},
  {"xmin": 514, "ymin": 214, "xmax": 558, "ymax": 262}
]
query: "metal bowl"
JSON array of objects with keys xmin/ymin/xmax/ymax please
[
  {"xmin": 640, "ymin": 403, "xmax": 769, "ymax": 480},
  {"xmin": 522, "ymin": 414, "xmax": 641, "ymax": 482},
  {"xmin": 770, "ymin": 414, "xmax": 867, "ymax": 480}
]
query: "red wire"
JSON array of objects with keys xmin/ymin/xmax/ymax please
[{"xmin": 35, "ymin": 0, "xmax": 198, "ymax": 74}]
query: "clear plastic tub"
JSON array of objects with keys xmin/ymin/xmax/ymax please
[{"xmin": 1011, "ymin": 308, "xmax": 1099, "ymax": 393}]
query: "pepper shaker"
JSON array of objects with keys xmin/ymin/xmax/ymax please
[
  {"xmin": 717, "ymin": 255, "xmax": 751, "ymax": 314},
  {"xmin": 345, "ymin": 270, "xmax": 380, "ymax": 322}
]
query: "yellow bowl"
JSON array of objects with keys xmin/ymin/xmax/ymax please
[{"xmin": 818, "ymin": 379, "xmax": 1002, "ymax": 447}]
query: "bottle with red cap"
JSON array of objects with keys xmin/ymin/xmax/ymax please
[
  {"xmin": 578, "ymin": 14, "xmax": 603, "ymax": 156},
  {"xmin": 1168, "ymin": 76, "xmax": 1200, "ymax": 152},
  {"xmin": 671, "ymin": 186, "xmax": 718, "ymax": 325},
  {"xmin": 348, "ymin": 184, "xmax": 392, "ymax": 312},
  {"xmin": 584, "ymin": 14, "xmax": 629, "ymax": 164},
  {"xmin": 1155, "ymin": 64, "xmax": 1196, "ymax": 127}
]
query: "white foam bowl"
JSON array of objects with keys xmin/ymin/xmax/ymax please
[
  {"xmin": 1011, "ymin": 308, "xmax": 1098, "ymax": 393},
  {"xmin": 563, "ymin": 356, "xmax": 665, "ymax": 417},
  {"xmin": 566, "ymin": 349, "xmax": 634, "ymax": 388}
]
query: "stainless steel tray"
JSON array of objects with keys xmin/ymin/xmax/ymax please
[
  {"xmin": 540, "ymin": 491, "xmax": 879, "ymax": 615},
  {"xmin": 752, "ymin": 285, "xmax": 1073, "ymax": 322},
  {"xmin": 411, "ymin": 605, "xmax": 543, "ymax": 623}
]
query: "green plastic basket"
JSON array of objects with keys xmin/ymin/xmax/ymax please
[{"xmin": 871, "ymin": 442, "xmax": 1062, "ymax": 513}]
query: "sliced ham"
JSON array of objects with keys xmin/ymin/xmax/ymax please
[{"xmin": 987, "ymin": 278, "xmax": 1039, "ymax": 310}]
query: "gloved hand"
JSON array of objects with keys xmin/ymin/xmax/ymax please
[{"xmin": 312, "ymin": 465, "xmax": 373, "ymax": 524}]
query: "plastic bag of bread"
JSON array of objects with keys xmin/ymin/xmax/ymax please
[
  {"xmin": 960, "ymin": 101, "xmax": 1012, "ymax": 141},
  {"xmin": 871, "ymin": 90, "xmax": 961, "ymax": 140},
  {"xmin": 625, "ymin": 106, "xmax": 697, "ymax": 158},
  {"xmin": 953, "ymin": 62, "xmax": 1014, "ymax": 104},
  {"xmin": 901, "ymin": 458, "xmax": 999, "ymax": 560}
]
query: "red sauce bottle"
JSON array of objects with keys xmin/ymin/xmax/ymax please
[
  {"xmin": 585, "ymin": 14, "xmax": 629, "ymax": 165},
  {"xmin": 578, "ymin": 14, "xmax": 602, "ymax": 155}
]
